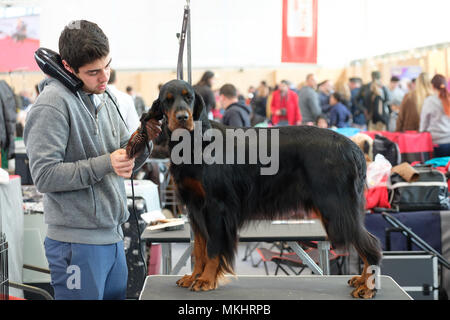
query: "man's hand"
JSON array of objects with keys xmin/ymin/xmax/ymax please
[
  {"xmin": 111, "ymin": 149, "xmax": 135, "ymax": 178},
  {"xmin": 145, "ymin": 119, "xmax": 162, "ymax": 141}
]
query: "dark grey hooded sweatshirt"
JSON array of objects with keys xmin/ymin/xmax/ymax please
[{"xmin": 24, "ymin": 78, "xmax": 151, "ymax": 244}]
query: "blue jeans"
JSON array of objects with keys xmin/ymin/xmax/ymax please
[{"xmin": 44, "ymin": 237, "xmax": 128, "ymax": 300}]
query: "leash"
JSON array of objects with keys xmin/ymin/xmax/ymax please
[{"xmin": 176, "ymin": 0, "xmax": 192, "ymax": 84}]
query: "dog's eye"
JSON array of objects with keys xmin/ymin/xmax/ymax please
[{"xmin": 185, "ymin": 95, "xmax": 192, "ymax": 102}]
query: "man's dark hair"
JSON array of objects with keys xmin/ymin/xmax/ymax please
[
  {"xmin": 219, "ymin": 84, "xmax": 237, "ymax": 99},
  {"xmin": 59, "ymin": 20, "xmax": 110, "ymax": 73},
  {"xmin": 349, "ymin": 77, "xmax": 362, "ymax": 84},
  {"xmin": 332, "ymin": 92, "xmax": 342, "ymax": 103},
  {"xmin": 390, "ymin": 76, "xmax": 400, "ymax": 82},
  {"xmin": 108, "ymin": 69, "xmax": 116, "ymax": 84},
  {"xmin": 371, "ymin": 71, "xmax": 381, "ymax": 81}
]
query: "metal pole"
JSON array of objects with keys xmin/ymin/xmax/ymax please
[{"xmin": 186, "ymin": 0, "xmax": 192, "ymax": 85}]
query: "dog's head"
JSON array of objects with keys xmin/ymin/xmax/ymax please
[
  {"xmin": 151, "ymin": 79, "xmax": 207, "ymax": 132},
  {"xmin": 126, "ymin": 80, "xmax": 209, "ymax": 158}
]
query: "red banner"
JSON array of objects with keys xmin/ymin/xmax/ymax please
[{"xmin": 281, "ymin": 0, "xmax": 318, "ymax": 64}]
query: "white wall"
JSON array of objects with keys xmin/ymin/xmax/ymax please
[{"xmin": 36, "ymin": 0, "xmax": 450, "ymax": 70}]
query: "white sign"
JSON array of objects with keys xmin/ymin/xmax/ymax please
[{"xmin": 287, "ymin": 0, "xmax": 313, "ymax": 38}]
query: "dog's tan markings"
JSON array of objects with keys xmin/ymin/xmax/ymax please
[
  {"xmin": 182, "ymin": 89, "xmax": 188, "ymax": 95},
  {"xmin": 167, "ymin": 109, "xmax": 178, "ymax": 132},
  {"xmin": 348, "ymin": 255, "xmax": 377, "ymax": 299},
  {"xmin": 176, "ymin": 233, "xmax": 207, "ymax": 288},
  {"xmin": 182, "ymin": 177, "xmax": 206, "ymax": 199},
  {"xmin": 190, "ymin": 255, "xmax": 221, "ymax": 291},
  {"xmin": 167, "ymin": 108, "xmax": 195, "ymax": 131},
  {"xmin": 166, "ymin": 92, "xmax": 173, "ymax": 100}
]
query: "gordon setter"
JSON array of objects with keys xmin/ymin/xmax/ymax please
[{"xmin": 127, "ymin": 79, "xmax": 382, "ymax": 299}]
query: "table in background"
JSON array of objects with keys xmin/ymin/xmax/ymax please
[{"xmin": 142, "ymin": 220, "xmax": 331, "ymax": 276}]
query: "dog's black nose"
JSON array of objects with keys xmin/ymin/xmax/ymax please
[{"xmin": 176, "ymin": 111, "xmax": 189, "ymax": 122}]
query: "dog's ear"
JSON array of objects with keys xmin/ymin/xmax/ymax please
[
  {"xmin": 193, "ymin": 92, "xmax": 207, "ymax": 121},
  {"xmin": 142, "ymin": 98, "xmax": 163, "ymax": 122}
]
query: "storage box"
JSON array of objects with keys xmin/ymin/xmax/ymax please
[{"xmin": 381, "ymin": 251, "xmax": 438, "ymax": 300}]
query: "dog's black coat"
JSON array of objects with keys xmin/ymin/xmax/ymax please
[{"xmin": 138, "ymin": 79, "xmax": 382, "ymax": 276}]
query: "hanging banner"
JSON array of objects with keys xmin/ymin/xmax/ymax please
[
  {"xmin": 281, "ymin": 0, "xmax": 318, "ymax": 64},
  {"xmin": 0, "ymin": 15, "xmax": 40, "ymax": 72}
]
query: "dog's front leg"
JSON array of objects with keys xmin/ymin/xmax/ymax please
[
  {"xmin": 190, "ymin": 254, "xmax": 221, "ymax": 292},
  {"xmin": 176, "ymin": 233, "xmax": 206, "ymax": 288}
]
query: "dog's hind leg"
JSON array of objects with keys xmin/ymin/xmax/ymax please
[
  {"xmin": 311, "ymin": 192, "xmax": 381, "ymax": 299},
  {"xmin": 176, "ymin": 233, "xmax": 207, "ymax": 288},
  {"xmin": 348, "ymin": 230, "xmax": 382, "ymax": 299}
]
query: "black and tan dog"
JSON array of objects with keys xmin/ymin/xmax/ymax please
[{"xmin": 127, "ymin": 79, "xmax": 382, "ymax": 299}]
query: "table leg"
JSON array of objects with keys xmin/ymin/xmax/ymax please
[
  {"xmin": 318, "ymin": 241, "xmax": 330, "ymax": 275},
  {"xmin": 287, "ymin": 241, "xmax": 323, "ymax": 275},
  {"xmin": 161, "ymin": 243, "xmax": 172, "ymax": 275},
  {"xmin": 170, "ymin": 244, "xmax": 193, "ymax": 275}
]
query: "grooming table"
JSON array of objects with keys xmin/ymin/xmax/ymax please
[
  {"xmin": 139, "ymin": 275, "xmax": 412, "ymax": 300},
  {"xmin": 142, "ymin": 220, "xmax": 331, "ymax": 275}
]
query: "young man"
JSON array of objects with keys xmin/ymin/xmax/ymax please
[
  {"xmin": 219, "ymin": 83, "xmax": 251, "ymax": 127},
  {"xmin": 24, "ymin": 20, "xmax": 160, "ymax": 300}
]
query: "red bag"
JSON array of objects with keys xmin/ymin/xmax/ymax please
[{"xmin": 365, "ymin": 186, "xmax": 391, "ymax": 210}]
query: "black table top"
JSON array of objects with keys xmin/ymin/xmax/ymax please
[
  {"xmin": 141, "ymin": 219, "xmax": 328, "ymax": 242},
  {"xmin": 139, "ymin": 275, "xmax": 412, "ymax": 300}
]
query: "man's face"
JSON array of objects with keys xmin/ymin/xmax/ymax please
[
  {"xmin": 308, "ymin": 76, "xmax": 317, "ymax": 88},
  {"xmin": 64, "ymin": 54, "xmax": 112, "ymax": 94},
  {"xmin": 279, "ymin": 82, "xmax": 288, "ymax": 93}
]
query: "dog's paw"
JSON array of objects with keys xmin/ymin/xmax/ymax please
[
  {"xmin": 348, "ymin": 275, "xmax": 365, "ymax": 288},
  {"xmin": 351, "ymin": 284, "xmax": 377, "ymax": 299},
  {"xmin": 176, "ymin": 274, "xmax": 197, "ymax": 288},
  {"xmin": 190, "ymin": 278, "xmax": 217, "ymax": 292}
]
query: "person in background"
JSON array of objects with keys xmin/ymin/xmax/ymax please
[
  {"xmin": 219, "ymin": 83, "xmax": 251, "ymax": 127},
  {"xmin": 349, "ymin": 77, "xmax": 366, "ymax": 130},
  {"xmin": 387, "ymin": 76, "xmax": 405, "ymax": 132},
  {"xmin": 334, "ymin": 70, "xmax": 352, "ymax": 109},
  {"xmin": 356, "ymin": 71, "xmax": 390, "ymax": 130},
  {"xmin": 316, "ymin": 115, "xmax": 329, "ymax": 129},
  {"xmin": 126, "ymin": 86, "xmax": 146, "ymax": 118},
  {"xmin": 108, "ymin": 69, "xmax": 140, "ymax": 133},
  {"xmin": 194, "ymin": 70, "xmax": 216, "ymax": 119},
  {"xmin": 396, "ymin": 72, "xmax": 433, "ymax": 132},
  {"xmin": 420, "ymin": 74, "xmax": 450, "ymax": 157},
  {"xmin": 298, "ymin": 74, "xmax": 321, "ymax": 125},
  {"xmin": 317, "ymin": 80, "xmax": 334, "ymax": 116},
  {"xmin": 251, "ymin": 82, "xmax": 269, "ymax": 120},
  {"xmin": 329, "ymin": 92, "xmax": 352, "ymax": 128},
  {"xmin": 270, "ymin": 80, "xmax": 302, "ymax": 126}
]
